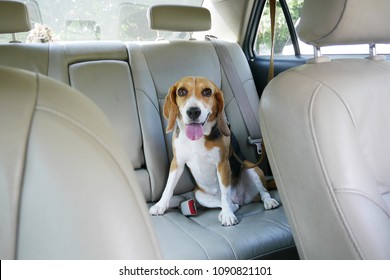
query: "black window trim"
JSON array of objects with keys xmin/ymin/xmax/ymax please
[{"xmin": 243, "ymin": 0, "xmax": 301, "ymax": 60}]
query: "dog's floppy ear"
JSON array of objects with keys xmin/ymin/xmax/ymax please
[
  {"xmin": 163, "ymin": 84, "xmax": 179, "ymax": 133},
  {"xmin": 214, "ymin": 88, "xmax": 230, "ymax": 137}
]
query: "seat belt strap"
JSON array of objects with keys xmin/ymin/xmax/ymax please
[
  {"xmin": 207, "ymin": 36, "xmax": 263, "ymax": 155},
  {"xmin": 268, "ymin": 0, "xmax": 276, "ymax": 83}
]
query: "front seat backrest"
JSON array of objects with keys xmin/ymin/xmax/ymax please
[
  {"xmin": 0, "ymin": 66, "xmax": 161, "ymax": 259},
  {"xmin": 260, "ymin": 0, "xmax": 390, "ymax": 259}
]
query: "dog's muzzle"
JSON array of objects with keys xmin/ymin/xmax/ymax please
[{"xmin": 186, "ymin": 107, "xmax": 201, "ymax": 120}]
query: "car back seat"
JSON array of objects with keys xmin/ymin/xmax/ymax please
[
  {"xmin": 125, "ymin": 5, "xmax": 296, "ymax": 259},
  {"xmin": 0, "ymin": 3, "xmax": 297, "ymax": 259}
]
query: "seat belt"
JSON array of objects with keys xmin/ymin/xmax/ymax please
[
  {"xmin": 206, "ymin": 0, "xmax": 277, "ymax": 162},
  {"xmin": 207, "ymin": 35, "xmax": 263, "ymax": 157},
  {"xmin": 268, "ymin": 0, "xmax": 276, "ymax": 82}
]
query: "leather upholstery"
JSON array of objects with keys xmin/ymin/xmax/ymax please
[
  {"xmin": 0, "ymin": 66, "xmax": 160, "ymax": 259},
  {"xmin": 0, "ymin": 44, "xmax": 49, "ymax": 74},
  {"xmin": 148, "ymin": 5, "xmax": 211, "ymax": 32},
  {"xmin": 148, "ymin": 191, "xmax": 295, "ymax": 259},
  {"xmin": 0, "ymin": 1, "xmax": 31, "ymax": 34},
  {"xmin": 297, "ymin": 0, "xmax": 390, "ymax": 47},
  {"xmin": 261, "ymin": 0, "xmax": 390, "ymax": 260}
]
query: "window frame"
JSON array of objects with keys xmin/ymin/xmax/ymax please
[
  {"xmin": 243, "ymin": 0, "xmax": 302, "ymax": 60},
  {"xmin": 245, "ymin": 0, "xmax": 390, "ymax": 58}
]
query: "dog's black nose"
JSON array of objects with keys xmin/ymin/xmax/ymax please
[{"xmin": 187, "ymin": 107, "xmax": 201, "ymax": 120}]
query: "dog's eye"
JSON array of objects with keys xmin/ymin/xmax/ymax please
[
  {"xmin": 202, "ymin": 88, "xmax": 212, "ymax": 97},
  {"xmin": 177, "ymin": 88, "xmax": 188, "ymax": 97}
]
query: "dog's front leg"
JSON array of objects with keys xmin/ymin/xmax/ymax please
[
  {"xmin": 149, "ymin": 158, "xmax": 184, "ymax": 216},
  {"xmin": 217, "ymin": 161, "xmax": 239, "ymax": 226}
]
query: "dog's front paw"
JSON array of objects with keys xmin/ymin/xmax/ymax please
[
  {"xmin": 218, "ymin": 210, "xmax": 239, "ymax": 226},
  {"xmin": 149, "ymin": 203, "xmax": 168, "ymax": 216},
  {"xmin": 263, "ymin": 197, "xmax": 279, "ymax": 210}
]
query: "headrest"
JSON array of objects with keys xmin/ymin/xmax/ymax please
[
  {"xmin": 0, "ymin": 1, "xmax": 31, "ymax": 34},
  {"xmin": 297, "ymin": 0, "xmax": 390, "ymax": 47},
  {"xmin": 147, "ymin": 5, "xmax": 211, "ymax": 32}
]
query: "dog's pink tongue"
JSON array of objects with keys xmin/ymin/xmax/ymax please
[{"xmin": 185, "ymin": 124, "xmax": 203, "ymax": 140}]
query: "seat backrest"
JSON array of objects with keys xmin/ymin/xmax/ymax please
[
  {"xmin": 127, "ymin": 5, "xmax": 262, "ymax": 201},
  {"xmin": 0, "ymin": 66, "xmax": 160, "ymax": 259},
  {"xmin": 260, "ymin": 0, "xmax": 390, "ymax": 259},
  {"xmin": 55, "ymin": 42, "xmax": 154, "ymax": 201},
  {"xmin": 0, "ymin": 1, "xmax": 31, "ymax": 42},
  {"xmin": 0, "ymin": 40, "xmax": 158, "ymax": 202},
  {"xmin": 0, "ymin": 43, "xmax": 49, "ymax": 73},
  {"xmin": 0, "ymin": 1, "xmax": 48, "ymax": 72}
]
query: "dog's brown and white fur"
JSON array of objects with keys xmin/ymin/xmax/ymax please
[{"xmin": 149, "ymin": 76, "xmax": 279, "ymax": 226}]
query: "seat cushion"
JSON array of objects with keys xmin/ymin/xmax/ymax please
[{"xmin": 149, "ymin": 191, "xmax": 296, "ymax": 259}]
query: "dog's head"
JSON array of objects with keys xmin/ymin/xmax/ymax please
[{"xmin": 163, "ymin": 76, "xmax": 230, "ymax": 140}]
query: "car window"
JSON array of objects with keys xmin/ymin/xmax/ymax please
[
  {"xmin": 0, "ymin": 0, "xmax": 203, "ymax": 43},
  {"xmin": 255, "ymin": 0, "xmax": 390, "ymax": 56},
  {"xmin": 254, "ymin": 0, "xmax": 302, "ymax": 55}
]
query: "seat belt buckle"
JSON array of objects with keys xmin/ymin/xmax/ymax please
[
  {"xmin": 248, "ymin": 136, "xmax": 263, "ymax": 155},
  {"xmin": 180, "ymin": 199, "xmax": 197, "ymax": 216}
]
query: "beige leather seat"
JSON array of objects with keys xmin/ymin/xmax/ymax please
[
  {"xmin": 0, "ymin": 66, "xmax": 160, "ymax": 259},
  {"xmin": 260, "ymin": 0, "xmax": 390, "ymax": 259}
]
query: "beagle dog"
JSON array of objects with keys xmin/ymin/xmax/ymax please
[{"xmin": 149, "ymin": 76, "xmax": 279, "ymax": 226}]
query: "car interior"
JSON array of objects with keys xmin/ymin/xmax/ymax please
[{"xmin": 0, "ymin": 0, "xmax": 389, "ymax": 260}]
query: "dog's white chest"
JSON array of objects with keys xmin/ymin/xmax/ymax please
[{"xmin": 175, "ymin": 134, "xmax": 220, "ymax": 190}]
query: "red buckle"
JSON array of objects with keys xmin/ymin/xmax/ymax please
[{"xmin": 180, "ymin": 199, "xmax": 197, "ymax": 216}]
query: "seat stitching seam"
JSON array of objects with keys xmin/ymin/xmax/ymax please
[
  {"xmin": 308, "ymin": 84, "xmax": 364, "ymax": 258},
  {"xmin": 14, "ymin": 72, "xmax": 40, "ymax": 260},
  {"xmin": 335, "ymin": 189, "xmax": 390, "ymax": 219}
]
